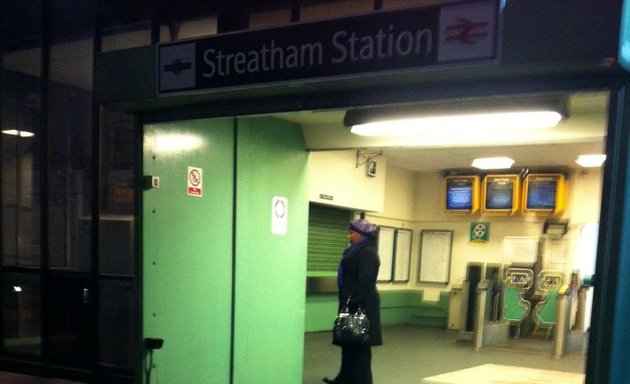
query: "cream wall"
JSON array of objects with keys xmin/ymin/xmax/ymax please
[
  {"xmin": 308, "ymin": 150, "xmax": 387, "ymax": 212},
  {"xmin": 566, "ymin": 169, "xmax": 603, "ymax": 222},
  {"xmin": 365, "ymin": 165, "xmax": 603, "ymax": 302}
]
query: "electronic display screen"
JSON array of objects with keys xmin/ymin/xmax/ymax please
[
  {"xmin": 485, "ymin": 177, "xmax": 515, "ymax": 210},
  {"xmin": 446, "ymin": 178, "xmax": 473, "ymax": 210},
  {"xmin": 526, "ymin": 177, "xmax": 557, "ymax": 210}
]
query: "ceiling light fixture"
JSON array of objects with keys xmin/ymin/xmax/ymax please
[
  {"xmin": 2, "ymin": 129, "xmax": 35, "ymax": 137},
  {"xmin": 349, "ymin": 111, "xmax": 562, "ymax": 136},
  {"xmin": 146, "ymin": 133, "xmax": 205, "ymax": 154},
  {"xmin": 575, "ymin": 154, "xmax": 606, "ymax": 167},
  {"xmin": 344, "ymin": 97, "xmax": 566, "ymax": 137},
  {"xmin": 471, "ymin": 157, "xmax": 515, "ymax": 170}
]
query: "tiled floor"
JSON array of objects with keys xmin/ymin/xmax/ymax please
[
  {"xmin": 421, "ymin": 363, "xmax": 584, "ymax": 384},
  {"xmin": 304, "ymin": 325, "xmax": 585, "ymax": 384},
  {"xmin": 2, "ymin": 325, "xmax": 586, "ymax": 383}
]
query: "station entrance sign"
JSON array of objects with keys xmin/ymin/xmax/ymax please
[{"xmin": 159, "ymin": 0, "xmax": 498, "ymax": 94}]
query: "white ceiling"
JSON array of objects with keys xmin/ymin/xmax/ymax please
[{"xmin": 272, "ymin": 91, "xmax": 608, "ymax": 173}]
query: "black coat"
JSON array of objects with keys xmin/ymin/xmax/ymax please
[{"xmin": 336, "ymin": 238, "xmax": 383, "ymax": 346}]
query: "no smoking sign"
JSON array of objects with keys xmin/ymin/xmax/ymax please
[{"xmin": 187, "ymin": 166, "xmax": 203, "ymax": 197}]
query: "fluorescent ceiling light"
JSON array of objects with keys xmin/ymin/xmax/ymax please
[
  {"xmin": 471, "ymin": 157, "xmax": 515, "ymax": 170},
  {"xmin": 2, "ymin": 129, "xmax": 35, "ymax": 137},
  {"xmin": 576, "ymin": 154, "xmax": 606, "ymax": 167},
  {"xmin": 350, "ymin": 111, "xmax": 562, "ymax": 137},
  {"xmin": 147, "ymin": 133, "xmax": 204, "ymax": 154}
]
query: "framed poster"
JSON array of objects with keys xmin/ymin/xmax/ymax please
[
  {"xmin": 377, "ymin": 226, "xmax": 395, "ymax": 282},
  {"xmin": 418, "ymin": 230, "xmax": 453, "ymax": 284},
  {"xmin": 393, "ymin": 229, "xmax": 412, "ymax": 282}
]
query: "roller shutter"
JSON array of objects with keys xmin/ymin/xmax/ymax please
[{"xmin": 307, "ymin": 204, "xmax": 352, "ymax": 273}]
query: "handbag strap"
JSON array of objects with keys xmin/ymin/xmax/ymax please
[
  {"xmin": 343, "ymin": 296, "xmax": 365, "ymax": 313},
  {"xmin": 340, "ymin": 297, "xmax": 351, "ymax": 312}
]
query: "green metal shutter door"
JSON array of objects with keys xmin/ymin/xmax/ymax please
[{"xmin": 307, "ymin": 204, "xmax": 352, "ymax": 273}]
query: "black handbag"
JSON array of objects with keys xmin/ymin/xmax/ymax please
[{"xmin": 332, "ymin": 301, "xmax": 370, "ymax": 346}]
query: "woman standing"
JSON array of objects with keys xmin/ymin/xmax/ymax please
[{"xmin": 324, "ymin": 218, "xmax": 382, "ymax": 384}]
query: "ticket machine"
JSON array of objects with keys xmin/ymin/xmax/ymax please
[{"xmin": 502, "ymin": 268, "xmax": 534, "ymax": 338}]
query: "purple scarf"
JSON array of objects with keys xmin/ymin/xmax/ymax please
[{"xmin": 337, "ymin": 238, "xmax": 369, "ymax": 289}]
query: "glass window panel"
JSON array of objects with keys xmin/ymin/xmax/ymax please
[
  {"xmin": 0, "ymin": 1, "xmax": 43, "ymax": 42},
  {"xmin": 99, "ymin": 109, "xmax": 135, "ymax": 276},
  {"xmin": 47, "ymin": 27, "xmax": 94, "ymax": 272},
  {"xmin": 45, "ymin": 275, "xmax": 92, "ymax": 368},
  {"xmin": 383, "ymin": 0, "xmax": 465, "ymax": 9},
  {"xmin": 249, "ymin": 8, "xmax": 291, "ymax": 29},
  {"xmin": 98, "ymin": 278, "xmax": 134, "ymax": 370},
  {"xmin": 156, "ymin": 0, "xmax": 219, "ymax": 41},
  {"xmin": 101, "ymin": 24, "xmax": 152, "ymax": 52},
  {"xmin": 50, "ymin": 0, "xmax": 95, "ymax": 38},
  {"xmin": 1, "ymin": 49, "xmax": 43, "ymax": 268},
  {"xmin": 301, "ymin": 0, "xmax": 372, "ymax": 21},
  {"xmin": 1, "ymin": 272, "xmax": 42, "ymax": 358},
  {"xmin": 1, "ymin": 205, "xmax": 17, "ymax": 264},
  {"xmin": 160, "ymin": 16, "xmax": 218, "ymax": 42},
  {"xmin": 100, "ymin": 0, "xmax": 153, "ymax": 51}
]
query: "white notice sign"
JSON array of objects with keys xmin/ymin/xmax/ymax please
[
  {"xmin": 187, "ymin": 166, "xmax": 203, "ymax": 197},
  {"xmin": 502, "ymin": 236, "xmax": 539, "ymax": 264},
  {"xmin": 271, "ymin": 196, "xmax": 288, "ymax": 235}
]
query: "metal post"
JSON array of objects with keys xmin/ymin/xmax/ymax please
[
  {"xmin": 474, "ymin": 280, "xmax": 490, "ymax": 351},
  {"xmin": 553, "ymin": 284, "xmax": 570, "ymax": 358}
]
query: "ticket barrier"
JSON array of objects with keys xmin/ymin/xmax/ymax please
[
  {"xmin": 553, "ymin": 284, "xmax": 572, "ymax": 358},
  {"xmin": 473, "ymin": 269, "xmax": 575, "ymax": 356},
  {"xmin": 457, "ymin": 264, "xmax": 483, "ymax": 342},
  {"xmin": 473, "ymin": 279, "xmax": 510, "ymax": 351},
  {"xmin": 502, "ymin": 268, "xmax": 534, "ymax": 339},
  {"xmin": 533, "ymin": 270, "xmax": 564, "ymax": 339}
]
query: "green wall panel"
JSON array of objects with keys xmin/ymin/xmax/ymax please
[
  {"xmin": 304, "ymin": 294, "xmax": 339, "ymax": 332},
  {"xmin": 234, "ymin": 116, "xmax": 309, "ymax": 384},
  {"xmin": 142, "ymin": 118, "xmax": 234, "ymax": 384},
  {"xmin": 305, "ymin": 291, "xmax": 450, "ymax": 332}
]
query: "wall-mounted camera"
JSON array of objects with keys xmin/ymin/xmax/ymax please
[{"xmin": 367, "ymin": 160, "xmax": 377, "ymax": 177}]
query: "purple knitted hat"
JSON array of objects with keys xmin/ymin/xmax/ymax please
[{"xmin": 349, "ymin": 219, "xmax": 377, "ymax": 237}]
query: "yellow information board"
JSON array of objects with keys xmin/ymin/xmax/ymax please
[
  {"xmin": 481, "ymin": 174, "xmax": 520, "ymax": 215},
  {"xmin": 522, "ymin": 173, "xmax": 566, "ymax": 216},
  {"xmin": 444, "ymin": 175, "xmax": 480, "ymax": 214}
]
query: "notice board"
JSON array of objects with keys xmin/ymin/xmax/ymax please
[
  {"xmin": 393, "ymin": 229, "xmax": 412, "ymax": 282},
  {"xmin": 502, "ymin": 236, "xmax": 539, "ymax": 264},
  {"xmin": 377, "ymin": 226, "xmax": 395, "ymax": 282},
  {"xmin": 418, "ymin": 230, "xmax": 453, "ymax": 284}
]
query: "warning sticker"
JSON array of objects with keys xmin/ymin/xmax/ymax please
[{"xmin": 187, "ymin": 166, "xmax": 203, "ymax": 197}]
